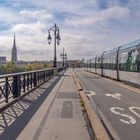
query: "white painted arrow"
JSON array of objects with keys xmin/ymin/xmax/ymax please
[{"xmin": 105, "ymin": 93, "xmax": 122, "ymax": 100}]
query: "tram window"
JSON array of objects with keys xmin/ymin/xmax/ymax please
[
  {"xmin": 120, "ymin": 47, "xmax": 140, "ymax": 72},
  {"xmin": 112, "ymin": 54, "xmax": 116, "ymax": 70},
  {"xmin": 105, "ymin": 57, "xmax": 107, "ymax": 69},
  {"xmin": 127, "ymin": 50, "xmax": 132, "ymax": 70},
  {"xmin": 91, "ymin": 59, "xmax": 95, "ymax": 68},
  {"xmin": 110, "ymin": 56, "xmax": 112, "ymax": 70},
  {"xmin": 97, "ymin": 57, "xmax": 101, "ymax": 68},
  {"xmin": 103, "ymin": 56, "xmax": 106, "ymax": 69},
  {"xmin": 120, "ymin": 51, "xmax": 128, "ymax": 71},
  {"xmin": 107, "ymin": 54, "xmax": 116, "ymax": 70},
  {"xmin": 107, "ymin": 56, "xmax": 110, "ymax": 69},
  {"xmin": 136, "ymin": 47, "xmax": 140, "ymax": 72},
  {"xmin": 131, "ymin": 48, "xmax": 138, "ymax": 71}
]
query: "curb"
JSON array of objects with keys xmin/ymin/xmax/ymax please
[{"xmin": 73, "ymin": 72, "xmax": 110, "ymax": 140}]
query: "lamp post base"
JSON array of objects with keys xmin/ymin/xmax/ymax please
[{"xmin": 53, "ymin": 67, "xmax": 58, "ymax": 75}]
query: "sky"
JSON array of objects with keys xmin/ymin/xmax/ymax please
[{"xmin": 0, "ymin": 0, "xmax": 140, "ymax": 61}]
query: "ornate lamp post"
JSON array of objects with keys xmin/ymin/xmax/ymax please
[
  {"xmin": 47, "ymin": 23, "xmax": 61, "ymax": 68},
  {"xmin": 60, "ymin": 47, "xmax": 67, "ymax": 68}
]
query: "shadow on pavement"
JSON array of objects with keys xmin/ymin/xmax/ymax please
[{"xmin": 0, "ymin": 73, "xmax": 63, "ymax": 140}]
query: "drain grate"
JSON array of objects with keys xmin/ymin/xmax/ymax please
[{"xmin": 61, "ymin": 101, "xmax": 73, "ymax": 119}]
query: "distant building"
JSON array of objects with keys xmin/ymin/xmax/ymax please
[
  {"xmin": 11, "ymin": 34, "xmax": 17, "ymax": 62},
  {"xmin": 66, "ymin": 60, "xmax": 81, "ymax": 68},
  {"xmin": 0, "ymin": 56, "xmax": 7, "ymax": 64}
]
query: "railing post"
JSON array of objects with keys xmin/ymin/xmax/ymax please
[
  {"xmin": 13, "ymin": 75, "xmax": 21, "ymax": 98},
  {"xmin": 37, "ymin": 72, "xmax": 39, "ymax": 84},
  {"xmin": 30, "ymin": 73, "xmax": 33, "ymax": 88},
  {"xmin": 5, "ymin": 77, "xmax": 9, "ymax": 103},
  {"xmin": 23, "ymin": 75, "xmax": 26, "ymax": 92},
  {"xmin": 48, "ymin": 70, "xmax": 51, "ymax": 79},
  {"xmin": 33, "ymin": 72, "xmax": 37, "ymax": 87},
  {"xmin": 27, "ymin": 74, "xmax": 29, "ymax": 91},
  {"xmin": 37, "ymin": 72, "xmax": 39, "ymax": 83},
  {"xmin": 52, "ymin": 69, "xmax": 54, "ymax": 76},
  {"xmin": 44, "ymin": 71, "xmax": 46, "ymax": 82}
]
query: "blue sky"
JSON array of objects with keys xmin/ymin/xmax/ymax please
[{"xmin": 0, "ymin": 0, "xmax": 140, "ymax": 61}]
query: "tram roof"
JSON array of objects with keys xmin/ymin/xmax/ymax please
[
  {"xmin": 104, "ymin": 47, "xmax": 119, "ymax": 55},
  {"xmin": 104, "ymin": 39, "xmax": 140, "ymax": 55},
  {"xmin": 120, "ymin": 39, "xmax": 140, "ymax": 50}
]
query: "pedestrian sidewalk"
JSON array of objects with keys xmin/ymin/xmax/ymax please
[{"xmin": 17, "ymin": 69, "xmax": 91, "ymax": 140}]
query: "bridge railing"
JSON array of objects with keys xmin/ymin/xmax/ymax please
[{"xmin": 0, "ymin": 67, "xmax": 63, "ymax": 104}]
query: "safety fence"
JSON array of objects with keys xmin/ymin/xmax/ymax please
[{"xmin": 0, "ymin": 67, "xmax": 63, "ymax": 104}]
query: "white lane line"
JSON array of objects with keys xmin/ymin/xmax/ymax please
[
  {"xmin": 105, "ymin": 93, "xmax": 122, "ymax": 100},
  {"xmin": 110, "ymin": 107, "xmax": 136, "ymax": 125},
  {"xmin": 97, "ymin": 108, "xmax": 121, "ymax": 140},
  {"xmin": 86, "ymin": 91, "xmax": 96, "ymax": 97},
  {"xmin": 129, "ymin": 107, "xmax": 140, "ymax": 118},
  {"xmin": 120, "ymin": 114, "xmax": 136, "ymax": 124},
  {"xmin": 110, "ymin": 107, "xmax": 122, "ymax": 115}
]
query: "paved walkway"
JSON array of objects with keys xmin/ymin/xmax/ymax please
[{"xmin": 17, "ymin": 69, "xmax": 91, "ymax": 140}]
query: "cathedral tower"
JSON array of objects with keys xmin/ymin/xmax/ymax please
[{"xmin": 11, "ymin": 34, "xmax": 17, "ymax": 62}]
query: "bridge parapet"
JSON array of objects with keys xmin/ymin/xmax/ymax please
[{"xmin": 0, "ymin": 67, "xmax": 62, "ymax": 105}]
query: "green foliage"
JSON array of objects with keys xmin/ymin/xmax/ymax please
[
  {"xmin": 43, "ymin": 64, "xmax": 48, "ymax": 68},
  {"xmin": 0, "ymin": 62, "xmax": 52, "ymax": 75},
  {"xmin": 25, "ymin": 62, "xmax": 45, "ymax": 71},
  {"xmin": 4, "ymin": 62, "xmax": 16, "ymax": 73},
  {"xmin": 0, "ymin": 65, "xmax": 6, "ymax": 74},
  {"xmin": 47, "ymin": 63, "xmax": 53, "ymax": 68},
  {"xmin": 0, "ymin": 62, "xmax": 25, "ymax": 74},
  {"xmin": 2, "ymin": 62, "xmax": 26, "ymax": 74}
]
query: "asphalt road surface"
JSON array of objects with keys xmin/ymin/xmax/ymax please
[{"xmin": 74, "ymin": 68, "xmax": 140, "ymax": 140}]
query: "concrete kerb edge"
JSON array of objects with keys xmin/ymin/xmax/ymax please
[
  {"xmin": 72, "ymin": 73, "xmax": 83, "ymax": 92},
  {"xmin": 72, "ymin": 72, "xmax": 110, "ymax": 140}
]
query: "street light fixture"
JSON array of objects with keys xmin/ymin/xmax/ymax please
[
  {"xmin": 47, "ymin": 33, "xmax": 52, "ymax": 45},
  {"xmin": 47, "ymin": 23, "xmax": 61, "ymax": 68},
  {"xmin": 60, "ymin": 47, "xmax": 67, "ymax": 68}
]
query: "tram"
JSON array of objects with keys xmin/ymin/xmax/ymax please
[{"xmin": 84, "ymin": 39, "xmax": 140, "ymax": 87}]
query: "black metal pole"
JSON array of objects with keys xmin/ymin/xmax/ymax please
[
  {"xmin": 63, "ymin": 47, "xmax": 64, "ymax": 68},
  {"xmin": 48, "ymin": 23, "xmax": 60, "ymax": 69},
  {"xmin": 54, "ymin": 23, "xmax": 57, "ymax": 68}
]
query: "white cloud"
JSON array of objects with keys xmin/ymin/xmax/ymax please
[
  {"xmin": 20, "ymin": 10, "xmax": 53, "ymax": 21},
  {"xmin": 65, "ymin": 6, "xmax": 129, "ymax": 26},
  {"xmin": 101, "ymin": 6, "xmax": 129, "ymax": 19},
  {"xmin": 11, "ymin": 21, "xmax": 47, "ymax": 35},
  {"xmin": 32, "ymin": 0, "xmax": 98, "ymax": 16}
]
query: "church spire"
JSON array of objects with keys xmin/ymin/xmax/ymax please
[
  {"xmin": 13, "ymin": 33, "xmax": 16, "ymax": 47},
  {"xmin": 11, "ymin": 33, "xmax": 17, "ymax": 62}
]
